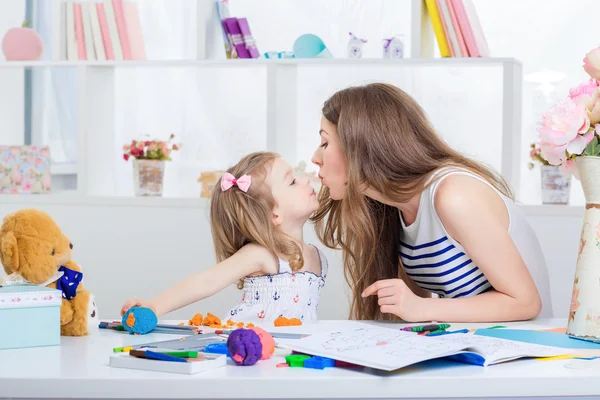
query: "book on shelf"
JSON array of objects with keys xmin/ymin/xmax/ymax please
[
  {"xmin": 424, "ymin": 0, "xmax": 489, "ymax": 58},
  {"xmin": 216, "ymin": 0, "xmax": 260, "ymax": 59},
  {"xmin": 65, "ymin": 0, "xmax": 145, "ymax": 61}
]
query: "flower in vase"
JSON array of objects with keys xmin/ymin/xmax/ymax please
[
  {"xmin": 569, "ymin": 79, "xmax": 600, "ymax": 124},
  {"xmin": 583, "ymin": 47, "xmax": 600, "ymax": 79},
  {"xmin": 537, "ymin": 98, "xmax": 593, "ymax": 165},
  {"xmin": 123, "ymin": 134, "xmax": 182, "ymax": 162}
]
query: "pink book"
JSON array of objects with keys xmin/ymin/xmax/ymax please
[
  {"xmin": 73, "ymin": 3, "xmax": 86, "ymax": 60},
  {"xmin": 446, "ymin": 0, "xmax": 469, "ymax": 57},
  {"xmin": 450, "ymin": 0, "xmax": 479, "ymax": 57},
  {"xmin": 96, "ymin": 3, "xmax": 114, "ymax": 60},
  {"xmin": 462, "ymin": 0, "xmax": 489, "ymax": 57},
  {"xmin": 112, "ymin": 0, "xmax": 132, "ymax": 60},
  {"xmin": 435, "ymin": 0, "xmax": 455, "ymax": 57},
  {"xmin": 123, "ymin": 1, "xmax": 146, "ymax": 60}
]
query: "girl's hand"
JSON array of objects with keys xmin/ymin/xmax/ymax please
[
  {"xmin": 120, "ymin": 298, "xmax": 156, "ymax": 316},
  {"xmin": 362, "ymin": 279, "xmax": 427, "ymax": 322}
]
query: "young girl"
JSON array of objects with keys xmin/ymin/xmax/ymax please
[
  {"xmin": 311, "ymin": 82, "xmax": 551, "ymax": 323},
  {"xmin": 120, "ymin": 152, "xmax": 328, "ymax": 325}
]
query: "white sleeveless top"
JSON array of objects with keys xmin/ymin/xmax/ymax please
[
  {"xmin": 399, "ymin": 167, "xmax": 553, "ymax": 318},
  {"xmin": 223, "ymin": 245, "xmax": 328, "ymax": 326}
]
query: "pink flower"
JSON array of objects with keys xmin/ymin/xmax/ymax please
[
  {"xmin": 136, "ymin": 141, "xmax": 144, "ymax": 150},
  {"xmin": 148, "ymin": 143, "xmax": 157, "ymax": 151},
  {"xmin": 160, "ymin": 142, "xmax": 169, "ymax": 154},
  {"xmin": 537, "ymin": 98, "xmax": 591, "ymax": 165},
  {"xmin": 22, "ymin": 181, "xmax": 31, "ymax": 191},
  {"xmin": 562, "ymin": 159, "xmax": 580, "ymax": 180},
  {"xmin": 123, "ymin": 145, "xmax": 130, "ymax": 152},
  {"xmin": 569, "ymin": 79, "xmax": 600, "ymax": 124},
  {"xmin": 10, "ymin": 169, "xmax": 23, "ymax": 185},
  {"xmin": 123, "ymin": 154, "xmax": 130, "ymax": 161},
  {"xmin": 173, "ymin": 144, "xmax": 180, "ymax": 151},
  {"xmin": 584, "ymin": 47, "xmax": 600, "ymax": 79}
]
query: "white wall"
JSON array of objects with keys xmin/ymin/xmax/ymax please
[
  {"xmin": 0, "ymin": 0, "xmax": 25, "ymax": 146},
  {"xmin": 0, "ymin": 200, "xmax": 581, "ymax": 321}
]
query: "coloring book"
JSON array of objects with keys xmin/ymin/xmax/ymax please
[{"xmin": 281, "ymin": 323, "xmax": 570, "ymax": 371}]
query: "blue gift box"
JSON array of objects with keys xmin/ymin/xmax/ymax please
[{"xmin": 0, "ymin": 285, "xmax": 62, "ymax": 350}]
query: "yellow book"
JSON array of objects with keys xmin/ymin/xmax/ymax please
[{"xmin": 424, "ymin": 0, "xmax": 451, "ymax": 57}]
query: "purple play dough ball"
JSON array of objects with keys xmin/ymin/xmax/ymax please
[{"xmin": 227, "ymin": 328, "xmax": 263, "ymax": 366}]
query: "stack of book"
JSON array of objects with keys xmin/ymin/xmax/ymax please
[
  {"xmin": 424, "ymin": 0, "xmax": 489, "ymax": 58},
  {"xmin": 216, "ymin": 0, "xmax": 259, "ymax": 59},
  {"xmin": 64, "ymin": 0, "xmax": 146, "ymax": 61}
]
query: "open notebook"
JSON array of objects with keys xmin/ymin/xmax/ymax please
[{"xmin": 280, "ymin": 323, "xmax": 570, "ymax": 371}]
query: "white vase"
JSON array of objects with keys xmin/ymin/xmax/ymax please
[
  {"xmin": 566, "ymin": 156, "xmax": 600, "ymax": 341},
  {"xmin": 541, "ymin": 165, "xmax": 571, "ymax": 204},
  {"xmin": 132, "ymin": 159, "xmax": 165, "ymax": 196}
]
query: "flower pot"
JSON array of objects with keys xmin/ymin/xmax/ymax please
[
  {"xmin": 541, "ymin": 165, "xmax": 571, "ymax": 204},
  {"xmin": 132, "ymin": 159, "xmax": 165, "ymax": 196},
  {"xmin": 2, "ymin": 26, "xmax": 43, "ymax": 61},
  {"xmin": 567, "ymin": 156, "xmax": 600, "ymax": 342}
]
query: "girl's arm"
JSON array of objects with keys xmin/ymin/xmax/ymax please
[
  {"xmin": 419, "ymin": 174, "xmax": 542, "ymax": 322},
  {"xmin": 120, "ymin": 244, "xmax": 277, "ymax": 317}
]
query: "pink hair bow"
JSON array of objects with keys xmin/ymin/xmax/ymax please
[{"xmin": 221, "ymin": 172, "xmax": 251, "ymax": 192}]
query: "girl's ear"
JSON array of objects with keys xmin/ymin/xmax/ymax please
[{"xmin": 272, "ymin": 211, "xmax": 283, "ymax": 227}]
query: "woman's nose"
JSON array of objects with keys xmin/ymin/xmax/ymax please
[{"xmin": 311, "ymin": 149, "xmax": 322, "ymax": 167}]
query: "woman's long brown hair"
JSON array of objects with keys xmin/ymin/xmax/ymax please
[{"xmin": 311, "ymin": 83, "xmax": 513, "ymax": 320}]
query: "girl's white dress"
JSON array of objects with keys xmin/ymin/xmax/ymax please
[{"xmin": 223, "ymin": 245, "xmax": 328, "ymax": 326}]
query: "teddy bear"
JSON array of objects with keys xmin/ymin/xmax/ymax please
[{"xmin": 0, "ymin": 208, "xmax": 98, "ymax": 336}]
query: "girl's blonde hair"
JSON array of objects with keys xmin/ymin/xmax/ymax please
[
  {"xmin": 210, "ymin": 151, "xmax": 304, "ymax": 288},
  {"xmin": 311, "ymin": 83, "xmax": 513, "ymax": 321}
]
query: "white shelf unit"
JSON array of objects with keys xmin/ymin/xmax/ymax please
[
  {"xmin": 45, "ymin": 0, "xmax": 432, "ymax": 62},
  {"xmin": 0, "ymin": 57, "xmax": 523, "ymax": 202}
]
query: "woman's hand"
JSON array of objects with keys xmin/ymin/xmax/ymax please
[
  {"xmin": 120, "ymin": 298, "xmax": 156, "ymax": 316},
  {"xmin": 362, "ymin": 279, "xmax": 427, "ymax": 322}
]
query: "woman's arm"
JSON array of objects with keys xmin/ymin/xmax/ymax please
[
  {"xmin": 420, "ymin": 175, "xmax": 542, "ymax": 322},
  {"xmin": 120, "ymin": 243, "xmax": 277, "ymax": 317}
]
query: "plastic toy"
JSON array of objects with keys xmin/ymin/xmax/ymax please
[
  {"xmin": 304, "ymin": 356, "xmax": 336, "ymax": 369},
  {"xmin": 285, "ymin": 354, "xmax": 310, "ymax": 367}
]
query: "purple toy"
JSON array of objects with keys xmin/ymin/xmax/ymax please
[{"xmin": 227, "ymin": 328, "xmax": 263, "ymax": 366}]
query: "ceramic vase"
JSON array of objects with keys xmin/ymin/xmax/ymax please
[
  {"xmin": 541, "ymin": 165, "xmax": 571, "ymax": 205},
  {"xmin": 132, "ymin": 159, "xmax": 165, "ymax": 196},
  {"xmin": 567, "ymin": 156, "xmax": 600, "ymax": 341},
  {"xmin": 2, "ymin": 25, "xmax": 43, "ymax": 61}
]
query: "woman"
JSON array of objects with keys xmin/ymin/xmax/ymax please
[{"xmin": 311, "ymin": 82, "xmax": 551, "ymax": 322}]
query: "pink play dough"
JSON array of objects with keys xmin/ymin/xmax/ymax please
[{"xmin": 2, "ymin": 27, "xmax": 43, "ymax": 61}]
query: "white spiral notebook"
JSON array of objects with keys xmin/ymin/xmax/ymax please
[{"xmin": 279, "ymin": 323, "xmax": 570, "ymax": 371}]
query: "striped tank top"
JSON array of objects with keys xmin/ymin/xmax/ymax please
[{"xmin": 398, "ymin": 168, "xmax": 553, "ymax": 317}]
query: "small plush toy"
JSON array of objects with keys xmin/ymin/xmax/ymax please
[
  {"xmin": 227, "ymin": 327, "xmax": 275, "ymax": 366},
  {"xmin": 0, "ymin": 209, "xmax": 98, "ymax": 336},
  {"xmin": 122, "ymin": 306, "xmax": 158, "ymax": 334}
]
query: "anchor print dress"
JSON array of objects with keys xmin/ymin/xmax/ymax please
[{"xmin": 224, "ymin": 245, "xmax": 328, "ymax": 326}]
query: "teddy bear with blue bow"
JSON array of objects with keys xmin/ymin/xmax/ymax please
[{"xmin": 0, "ymin": 209, "xmax": 98, "ymax": 336}]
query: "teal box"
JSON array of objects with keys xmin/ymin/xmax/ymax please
[{"xmin": 0, "ymin": 285, "xmax": 62, "ymax": 350}]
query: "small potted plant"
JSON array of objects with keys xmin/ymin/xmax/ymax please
[
  {"xmin": 122, "ymin": 134, "xmax": 181, "ymax": 196},
  {"xmin": 528, "ymin": 142, "xmax": 571, "ymax": 204}
]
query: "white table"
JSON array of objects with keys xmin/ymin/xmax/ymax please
[{"xmin": 1, "ymin": 318, "xmax": 600, "ymax": 400}]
